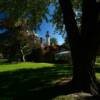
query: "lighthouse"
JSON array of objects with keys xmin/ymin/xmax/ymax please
[{"xmin": 45, "ymin": 31, "xmax": 50, "ymax": 46}]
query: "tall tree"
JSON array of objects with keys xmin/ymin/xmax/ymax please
[
  {"xmin": 0, "ymin": 0, "xmax": 53, "ymax": 62},
  {"xmin": 59, "ymin": 0, "xmax": 100, "ymax": 95}
]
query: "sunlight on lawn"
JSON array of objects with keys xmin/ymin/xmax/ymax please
[
  {"xmin": 0, "ymin": 62, "xmax": 55, "ymax": 72},
  {"xmin": 0, "ymin": 62, "xmax": 72, "ymax": 99},
  {"xmin": 96, "ymin": 73, "xmax": 100, "ymax": 79},
  {"xmin": 95, "ymin": 63, "xmax": 100, "ymax": 79}
]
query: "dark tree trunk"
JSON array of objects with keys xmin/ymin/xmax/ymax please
[{"xmin": 59, "ymin": 0, "xmax": 100, "ymax": 95}]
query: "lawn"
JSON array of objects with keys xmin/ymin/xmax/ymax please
[
  {"xmin": 0, "ymin": 62, "xmax": 55, "ymax": 72},
  {"xmin": 0, "ymin": 62, "xmax": 100, "ymax": 100},
  {"xmin": 0, "ymin": 62, "xmax": 72, "ymax": 100}
]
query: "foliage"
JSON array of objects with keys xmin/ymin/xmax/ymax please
[
  {"xmin": 0, "ymin": 0, "xmax": 83, "ymax": 38},
  {"xmin": 50, "ymin": 37, "xmax": 58, "ymax": 46},
  {"xmin": 30, "ymin": 48, "xmax": 44, "ymax": 62},
  {"xmin": 0, "ymin": 0, "xmax": 57, "ymax": 30},
  {"xmin": 0, "ymin": 0, "xmax": 90, "ymax": 62},
  {"xmin": 51, "ymin": 0, "xmax": 82, "ymax": 35},
  {"xmin": 0, "ymin": 0, "xmax": 57, "ymax": 62},
  {"xmin": 44, "ymin": 46, "xmax": 57, "ymax": 63}
]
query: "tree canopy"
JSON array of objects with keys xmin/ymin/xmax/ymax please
[
  {"xmin": 0, "ymin": 0, "xmax": 83, "ymax": 34},
  {"xmin": 0, "ymin": 0, "xmax": 56, "ymax": 30}
]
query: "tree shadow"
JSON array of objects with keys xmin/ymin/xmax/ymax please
[
  {"xmin": 0, "ymin": 64, "xmax": 73, "ymax": 100},
  {"xmin": 0, "ymin": 64, "xmax": 100, "ymax": 100}
]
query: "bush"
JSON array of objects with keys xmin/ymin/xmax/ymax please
[
  {"xmin": 26, "ymin": 48, "xmax": 44, "ymax": 62},
  {"xmin": 44, "ymin": 46, "xmax": 57, "ymax": 63}
]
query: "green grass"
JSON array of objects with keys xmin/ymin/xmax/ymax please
[
  {"xmin": 0, "ymin": 62, "xmax": 55, "ymax": 72},
  {"xmin": 0, "ymin": 62, "xmax": 72, "ymax": 100},
  {"xmin": 0, "ymin": 62, "xmax": 100, "ymax": 78},
  {"xmin": 0, "ymin": 62, "xmax": 99, "ymax": 100},
  {"xmin": 95, "ymin": 63, "xmax": 100, "ymax": 79},
  {"xmin": 96, "ymin": 73, "xmax": 100, "ymax": 78}
]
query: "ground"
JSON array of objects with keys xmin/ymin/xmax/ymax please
[{"xmin": 0, "ymin": 62, "xmax": 100, "ymax": 100}]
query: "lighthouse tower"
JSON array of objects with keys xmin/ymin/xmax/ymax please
[{"xmin": 45, "ymin": 31, "xmax": 50, "ymax": 46}]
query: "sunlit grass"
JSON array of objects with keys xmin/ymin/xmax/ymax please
[
  {"xmin": 0, "ymin": 62, "xmax": 100, "ymax": 79},
  {"xmin": 0, "ymin": 62, "xmax": 55, "ymax": 72},
  {"xmin": 96, "ymin": 57, "xmax": 100, "ymax": 64},
  {"xmin": 96, "ymin": 73, "xmax": 100, "ymax": 79}
]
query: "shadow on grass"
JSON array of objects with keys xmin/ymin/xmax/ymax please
[
  {"xmin": 0, "ymin": 64, "xmax": 73, "ymax": 100},
  {"xmin": 0, "ymin": 64, "xmax": 100, "ymax": 100}
]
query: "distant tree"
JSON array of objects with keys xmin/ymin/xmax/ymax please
[
  {"xmin": 44, "ymin": 46, "xmax": 56, "ymax": 63},
  {"xmin": 50, "ymin": 37, "xmax": 58, "ymax": 46},
  {"xmin": 0, "ymin": 0, "xmax": 54, "ymax": 30},
  {"xmin": 29, "ymin": 47, "xmax": 44, "ymax": 62},
  {"xmin": 0, "ymin": 0, "xmax": 54, "ymax": 62}
]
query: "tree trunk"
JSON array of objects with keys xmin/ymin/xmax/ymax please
[
  {"xmin": 59, "ymin": 0, "xmax": 99, "ymax": 95},
  {"xmin": 20, "ymin": 48, "xmax": 26, "ymax": 62}
]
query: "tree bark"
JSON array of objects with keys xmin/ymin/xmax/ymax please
[
  {"xmin": 59, "ymin": 0, "xmax": 99, "ymax": 95},
  {"xmin": 20, "ymin": 48, "xmax": 26, "ymax": 62}
]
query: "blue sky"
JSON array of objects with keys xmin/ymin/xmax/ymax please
[
  {"xmin": 37, "ymin": 20, "xmax": 64, "ymax": 45},
  {"xmin": 37, "ymin": 4, "xmax": 64, "ymax": 45}
]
